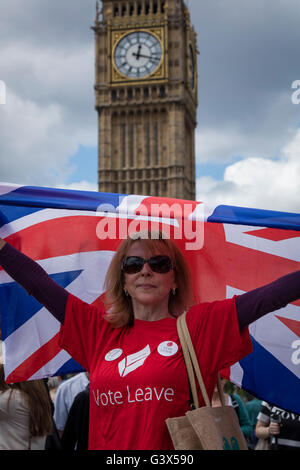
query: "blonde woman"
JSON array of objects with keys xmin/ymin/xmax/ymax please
[{"xmin": 0, "ymin": 232, "xmax": 299, "ymax": 450}]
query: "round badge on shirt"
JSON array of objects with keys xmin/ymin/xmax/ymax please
[
  {"xmin": 157, "ymin": 341, "xmax": 178, "ymax": 357},
  {"xmin": 105, "ymin": 348, "xmax": 123, "ymax": 361}
]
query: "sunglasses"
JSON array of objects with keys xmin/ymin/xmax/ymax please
[{"xmin": 121, "ymin": 255, "xmax": 174, "ymax": 274}]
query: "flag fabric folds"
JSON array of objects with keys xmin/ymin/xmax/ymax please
[{"xmin": 0, "ymin": 182, "xmax": 299, "ymax": 413}]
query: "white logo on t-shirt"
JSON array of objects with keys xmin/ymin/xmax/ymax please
[
  {"xmin": 105, "ymin": 348, "xmax": 123, "ymax": 362},
  {"xmin": 118, "ymin": 345, "xmax": 151, "ymax": 377},
  {"xmin": 157, "ymin": 341, "xmax": 178, "ymax": 357}
]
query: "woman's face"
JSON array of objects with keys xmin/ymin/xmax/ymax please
[{"xmin": 123, "ymin": 241, "xmax": 177, "ymax": 309}]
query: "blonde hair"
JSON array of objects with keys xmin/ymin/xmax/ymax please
[{"xmin": 103, "ymin": 230, "xmax": 195, "ymax": 327}]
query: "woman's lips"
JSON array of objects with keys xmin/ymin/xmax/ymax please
[{"xmin": 137, "ymin": 284, "xmax": 156, "ymax": 289}]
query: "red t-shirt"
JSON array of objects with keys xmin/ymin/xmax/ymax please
[{"xmin": 59, "ymin": 294, "xmax": 252, "ymax": 450}]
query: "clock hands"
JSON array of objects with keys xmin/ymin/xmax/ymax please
[
  {"xmin": 114, "ymin": 32, "xmax": 162, "ymax": 77},
  {"xmin": 132, "ymin": 51, "xmax": 160, "ymax": 62},
  {"xmin": 135, "ymin": 44, "xmax": 141, "ymax": 60}
]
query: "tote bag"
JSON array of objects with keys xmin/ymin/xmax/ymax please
[{"xmin": 166, "ymin": 312, "xmax": 248, "ymax": 450}]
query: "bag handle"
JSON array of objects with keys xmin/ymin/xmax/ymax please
[
  {"xmin": 177, "ymin": 312, "xmax": 211, "ymax": 407},
  {"xmin": 177, "ymin": 312, "xmax": 226, "ymax": 408},
  {"xmin": 177, "ymin": 312, "xmax": 200, "ymax": 408}
]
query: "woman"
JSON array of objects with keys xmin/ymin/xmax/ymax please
[
  {"xmin": 0, "ymin": 231, "xmax": 299, "ymax": 450},
  {"xmin": 0, "ymin": 347, "xmax": 53, "ymax": 449}
]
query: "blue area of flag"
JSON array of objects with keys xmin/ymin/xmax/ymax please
[
  {"xmin": 240, "ymin": 336, "xmax": 300, "ymax": 414},
  {"xmin": 0, "ymin": 270, "xmax": 82, "ymax": 339}
]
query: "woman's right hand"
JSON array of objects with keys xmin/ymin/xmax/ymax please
[{"xmin": 0, "ymin": 238, "xmax": 6, "ymax": 250}]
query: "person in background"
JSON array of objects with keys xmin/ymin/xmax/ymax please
[
  {"xmin": 256, "ymin": 401, "xmax": 300, "ymax": 451},
  {"xmin": 212, "ymin": 378, "xmax": 252, "ymax": 444},
  {"xmin": 0, "ymin": 341, "xmax": 53, "ymax": 450},
  {"xmin": 245, "ymin": 394, "xmax": 262, "ymax": 449},
  {"xmin": 61, "ymin": 381, "xmax": 90, "ymax": 451},
  {"xmin": 53, "ymin": 371, "xmax": 89, "ymax": 438},
  {"xmin": 47, "ymin": 376, "xmax": 62, "ymax": 402}
]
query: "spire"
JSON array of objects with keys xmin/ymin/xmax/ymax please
[{"xmin": 95, "ymin": 0, "xmax": 100, "ymax": 25}]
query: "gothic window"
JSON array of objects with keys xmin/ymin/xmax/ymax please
[
  {"xmin": 145, "ymin": 122, "xmax": 150, "ymax": 167},
  {"xmin": 113, "ymin": 4, "xmax": 119, "ymax": 16},
  {"xmin": 154, "ymin": 122, "xmax": 159, "ymax": 165},
  {"xmin": 129, "ymin": 123, "xmax": 134, "ymax": 167},
  {"xmin": 121, "ymin": 123, "xmax": 126, "ymax": 167},
  {"xmin": 159, "ymin": 86, "xmax": 166, "ymax": 97}
]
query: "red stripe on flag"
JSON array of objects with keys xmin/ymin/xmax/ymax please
[
  {"xmin": 6, "ymin": 332, "xmax": 62, "ymax": 383},
  {"xmin": 275, "ymin": 316, "xmax": 300, "ymax": 338},
  {"xmin": 245, "ymin": 228, "xmax": 300, "ymax": 242},
  {"xmin": 2, "ymin": 215, "xmax": 122, "ymax": 263}
]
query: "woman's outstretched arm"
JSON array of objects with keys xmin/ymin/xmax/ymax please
[
  {"xmin": 0, "ymin": 239, "xmax": 67, "ymax": 324},
  {"xmin": 236, "ymin": 270, "xmax": 300, "ymax": 330},
  {"xmin": 1, "ymin": 238, "xmax": 299, "ymax": 329}
]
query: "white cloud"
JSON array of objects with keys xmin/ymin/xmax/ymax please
[
  {"xmin": 0, "ymin": 39, "xmax": 96, "ymax": 187},
  {"xmin": 0, "ymin": 90, "xmax": 77, "ymax": 185},
  {"xmin": 196, "ymin": 128, "xmax": 300, "ymax": 213},
  {"xmin": 55, "ymin": 181, "xmax": 98, "ymax": 192},
  {"xmin": 195, "ymin": 89, "xmax": 299, "ymax": 164},
  {"xmin": 195, "ymin": 126, "xmax": 245, "ymax": 163}
]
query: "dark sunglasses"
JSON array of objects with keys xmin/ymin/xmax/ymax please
[{"xmin": 121, "ymin": 255, "xmax": 174, "ymax": 274}]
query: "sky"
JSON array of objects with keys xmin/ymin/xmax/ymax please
[{"xmin": 0, "ymin": 0, "xmax": 300, "ymax": 213}]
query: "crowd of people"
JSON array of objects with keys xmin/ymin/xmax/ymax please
[{"xmin": 0, "ymin": 230, "xmax": 299, "ymax": 450}]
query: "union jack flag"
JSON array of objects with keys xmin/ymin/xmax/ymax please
[{"xmin": 0, "ymin": 182, "xmax": 299, "ymax": 413}]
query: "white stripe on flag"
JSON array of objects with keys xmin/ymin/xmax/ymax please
[
  {"xmin": 116, "ymin": 194, "xmax": 146, "ymax": 214},
  {"xmin": 0, "ymin": 182, "xmax": 23, "ymax": 196},
  {"xmin": 229, "ymin": 362, "xmax": 244, "ymax": 387},
  {"xmin": 4, "ymin": 307, "xmax": 61, "ymax": 377},
  {"xmin": 224, "ymin": 224, "xmax": 300, "ymax": 262},
  {"xmin": 28, "ymin": 349, "xmax": 73, "ymax": 381}
]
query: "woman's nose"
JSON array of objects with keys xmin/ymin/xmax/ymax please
[{"xmin": 140, "ymin": 260, "xmax": 152, "ymax": 275}]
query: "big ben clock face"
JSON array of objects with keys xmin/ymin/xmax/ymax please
[{"xmin": 113, "ymin": 31, "xmax": 162, "ymax": 79}]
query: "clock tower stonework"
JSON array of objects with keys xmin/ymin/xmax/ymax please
[{"xmin": 93, "ymin": 0, "xmax": 198, "ymax": 200}]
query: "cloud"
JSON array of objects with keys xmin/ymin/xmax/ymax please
[
  {"xmin": 195, "ymin": 89, "xmax": 300, "ymax": 164},
  {"xmin": 55, "ymin": 180, "xmax": 98, "ymax": 192},
  {"xmin": 191, "ymin": 0, "xmax": 300, "ymax": 173},
  {"xmin": 0, "ymin": 6, "xmax": 97, "ymax": 187},
  {"xmin": 0, "ymin": 85, "xmax": 95, "ymax": 186},
  {"xmin": 196, "ymin": 128, "xmax": 300, "ymax": 212}
]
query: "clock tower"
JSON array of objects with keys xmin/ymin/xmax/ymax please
[{"xmin": 93, "ymin": 0, "xmax": 198, "ymax": 199}]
